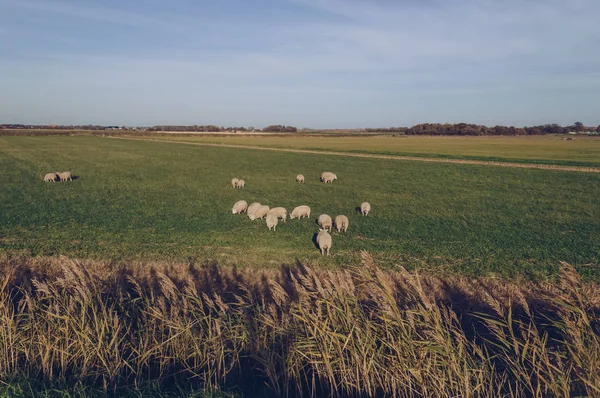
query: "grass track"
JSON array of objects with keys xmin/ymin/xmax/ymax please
[{"xmin": 1, "ymin": 136, "xmax": 599, "ymax": 280}]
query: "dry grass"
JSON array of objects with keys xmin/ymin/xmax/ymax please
[{"xmin": 1, "ymin": 253, "xmax": 599, "ymax": 397}]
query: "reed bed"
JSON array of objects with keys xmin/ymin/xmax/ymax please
[{"xmin": 0, "ymin": 253, "xmax": 599, "ymax": 397}]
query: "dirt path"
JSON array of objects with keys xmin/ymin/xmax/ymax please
[{"xmin": 109, "ymin": 136, "xmax": 600, "ymax": 173}]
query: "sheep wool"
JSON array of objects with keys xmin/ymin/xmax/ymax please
[
  {"xmin": 266, "ymin": 213, "xmax": 278, "ymax": 231},
  {"xmin": 316, "ymin": 229, "xmax": 332, "ymax": 255},
  {"xmin": 334, "ymin": 215, "xmax": 349, "ymax": 233},
  {"xmin": 317, "ymin": 214, "xmax": 332, "ymax": 231},
  {"xmin": 361, "ymin": 202, "xmax": 371, "ymax": 216},
  {"xmin": 43, "ymin": 173, "xmax": 58, "ymax": 182},
  {"xmin": 232, "ymin": 200, "xmax": 248, "ymax": 214},
  {"xmin": 290, "ymin": 205, "xmax": 311, "ymax": 220}
]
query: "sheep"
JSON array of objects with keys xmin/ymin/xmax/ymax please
[
  {"xmin": 232, "ymin": 200, "xmax": 248, "ymax": 214},
  {"xmin": 322, "ymin": 174, "xmax": 337, "ymax": 184},
  {"xmin": 296, "ymin": 174, "xmax": 305, "ymax": 183},
  {"xmin": 317, "ymin": 214, "xmax": 332, "ymax": 231},
  {"xmin": 267, "ymin": 207, "xmax": 287, "ymax": 222},
  {"xmin": 231, "ymin": 178, "xmax": 240, "ymax": 188},
  {"xmin": 237, "ymin": 179, "xmax": 246, "ymax": 189},
  {"xmin": 249, "ymin": 205, "xmax": 270, "ymax": 220},
  {"xmin": 266, "ymin": 213, "xmax": 278, "ymax": 231},
  {"xmin": 247, "ymin": 202, "xmax": 262, "ymax": 219},
  {"xmin": 290, "ymin": 205, "xmax": 311, "ymax": 220},
  {"xmin": 321, "ymin": 172, "xmax": 337, "ymax": 183},
  {"xmin": 316, "ymin": 229, "xmax": 332, "ymax": 255},
  {"xmin": 334, "ymin": 215, "xmax": 349, "ymax": 233},
  {"xmin": 321, "ymin": 171, "xmax": 333, "ymax": 181},
  {"xmin": 43, "ymin": 173, "xmax": 58, "ymax": 182},
  {"xmin": 361, "ymin": 202, "xmax": 371, "ymax": 216},
  {"xmin": 58, "ymin": 171, "xmax": 72, "ymax": 182}
]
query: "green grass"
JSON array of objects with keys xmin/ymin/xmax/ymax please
[
  {"xmin": 1, "ymin": 136, "xmax": 599, "ymax": 280},
  {"xmin": 144, "ymin": 134, "xmax": 600, "ymax": 167}
]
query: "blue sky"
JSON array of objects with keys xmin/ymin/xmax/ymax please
[{"xmin": 0, "ymin": 0, "xmax": 599, "ymax": 128}]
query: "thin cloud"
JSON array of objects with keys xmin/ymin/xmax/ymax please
[{"xmin": 0, "ymin": 0, "xmax": 161, "ymax": 27}]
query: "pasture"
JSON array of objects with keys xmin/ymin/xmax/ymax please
[
  {"xmin": 1, "ymin": 135, "xmax": 599, "ymax": 280},
  {"xmin": 141, "ymin": 134, "xmax": 600, "ymax": 167}
]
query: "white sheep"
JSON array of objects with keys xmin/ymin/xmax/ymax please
[
  {"xmin": 267, "ymin": 207, "xmax": 287, "ymax": 222},
  {"xmin": 334, "ymin": 215, "xmax": 349, "ymax": 233},
  {"xmin": 361, "ymin": 202, "xmax": 371, "ymax": 216},
  {"xmin": 249, "ymin": 205, "xmax": 270, "ymax": 220},
  {"xmin": 266, "ymin": 213, "xmax": 278, "ymax": 231},
  {"xmin": 321, "ymin": 172, "xmax": 337, "ymax": 183},
  {"xmin": 316, "ymin": 229, "xmax": 332, "ymax": 255},
  {"xmin": 322, "ymin": 174, "xmax": 337, "ymax": 184},
  {"xmin": 43, "ymin": 173, "xmax": 58, "ymax": 182},
  {"xmin": 232, "ymin": 200, "xmax": 248, "ymax": 214},
  {"xmin": 290, "ymin": 205, "xmax": 311, "ymax": 220},
  {"xmin": 237, "ymin": 179, "xmax": 246, "ymax": 189},
  {"xmin": 58, "ymin": 171, "xmax": 72, "ymax": 182},
  {"xmin": 296, "ymin": 174, "xmax": 305, "ymax": 183},
  {"xmin": 247, "ymin": 202, "xmax": 262, "ymax": 218},
  {"xmin": 231, "ymin": 178, "xmax": 239, "ymax": 188},
  {"xmin": 318, "ymin": 214, "xmax": 332, "ymax": 231}
]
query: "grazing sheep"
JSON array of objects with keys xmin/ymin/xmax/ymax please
[
  {"xmin": 321, "ymin": 172, "xmax": 337, "ymax": 183},
  {"xmin": 58, "ymin": 171, "xmax": 72, "ymax": 182},
  {"xmin": 296, "ymin": 174, "xmax": 305, "ymax": 183},
  {"xmin": 237, "ymin": 179, "xmax": 246, "ymax": 189},
  {"xmin": 361, "ymin": 202, "xmax": 371, "ymax": 216},
  {"xmin": 231, "ymin": 178, "xmax": 240, "ymax": 188},
  {"xmin": 43, "ymin": 173, "xmax": 58, "ymax": 182},
  {"xmin": 232, "ymin": 200, "xmax": 248, "ymax": 214},
  {"xmin": 322, "ymin": 174, "xmax": 337, "ymax": 184},
  {"xmin": 290, "ymin": 205, "xmax": 311, "ymax": 219},
  {"xmin": 249, "ymin": 205, "xmax": 270, "ymax": 220},
  {"xmin": 266, "ymin": 213, "xmax": 278, "ymax": 231},
  {"xmin": 321, "ymin": 171, "xmax": 333, "ymax": 181},
  {"xmin": 334, "ymin": 215, "xmax": 349, "ymax": 233},
  {"xmin": 316, "ymin": 229, "xmax": 332, "ymax": 255},
  {"xmin": 317, "ymin": 214, "xmax": 332, "ymax": 231},
  {"xmin": 247, "ymin": 202, "xmax": 262, "ymax": 218},
  {"xmin": 267, "ymin": 207, "xmax": 287, "ymax": 222}
]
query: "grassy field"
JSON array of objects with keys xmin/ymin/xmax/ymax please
[
  {"xmin": 1, "ymin": 135, "xmax": 599, "ymax": 280},
  {"xmin": 141, "ymin": 134, "xmax": 600, "ymax": 167}
]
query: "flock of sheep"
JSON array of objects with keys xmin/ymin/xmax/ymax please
[
  {"xmin": 43, "ymin": 171, "xmax": 72, "ymax": 182},
  {"xmin": 231, "ymin": 172, "xmax": 371, "ymax": 255}
]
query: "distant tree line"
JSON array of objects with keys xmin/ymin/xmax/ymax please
[
  {"xmin": 3, "ymin": 122, "xmax": 599, "ymax": 135},
  {"xmin": 262, "ymin": 125, "xmax": 298, "ymax": 133},
  {"xmin": 405, "ymin": 122, "xmax": 599, "ymax": 136},
  {"xmin": 365, "ymin": 127, "xmax": 408, "ymax": 133},
  {"xmin": 0, "ymin": 124, "xmax": 109, "ymax": 130},
  {"xmin": 147, "ymin": 125, "xmax": 226, "ymax": 132}
]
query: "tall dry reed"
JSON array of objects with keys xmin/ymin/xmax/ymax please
[{"xmin": 0, "ymin": 253, "xmax": 598, "ymax": 397}]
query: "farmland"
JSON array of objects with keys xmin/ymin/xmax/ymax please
[
  {"xmin": 140, "ymin": 134, "xmax": 600, "ymax": 167},
  {"xmin": 1, "ymin": 135, "xmax": 599, "ymax": 280},
  {"xmin": 2, "ymin": 134, "xmax": 600, "ymax": 396}
]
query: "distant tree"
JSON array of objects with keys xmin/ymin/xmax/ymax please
[
  {"xmin": 596, "ymin": 125, "xmax": 600, "ymax": 133},
  {"xmin": 572, "ymin": 121, "xmax": 584, "ymax": 132},
  {"xmin": 263, "ymin": 125, "xmax": 297, "ymax": 133}
]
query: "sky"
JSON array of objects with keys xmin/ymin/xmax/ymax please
[{"xmin": 0, "ymin": 0, "xmax": 599, "ymax": 128}]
